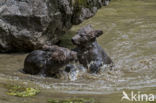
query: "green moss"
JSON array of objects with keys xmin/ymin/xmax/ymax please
[
  {"xmin": 72, "ymin": 0, "xmax": 88, "ymax": 7},
  {"xmin": 77, "ymin": 0, "xmax": 88, "ymax": 7},
  {"xmin": 6, "ymin": 85, "xmax": 40, "ymax": 97},
  {"xmin": 48, "ymin": 98, "xmax": 95, "ymax": 103}
]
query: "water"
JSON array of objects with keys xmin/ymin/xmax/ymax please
[{"xmin": 0, "ymin": 0, "xmax": 156, "ymax": 103}]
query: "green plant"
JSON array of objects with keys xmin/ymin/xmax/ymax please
[
  {"xmin": 48, "ymin": 98, "xmax": 95, "ymax": 103},
  {"xmin": 6, "ymin": 85, "xmax": 40, "ymax": 97}
]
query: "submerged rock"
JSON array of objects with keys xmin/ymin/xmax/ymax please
[
  {"xmin": 72, "ymin": 25, "xmax": 113, "ymax": 73},
  {"xmin": 0, "ymin": 0, "xmax": 110, "ymax": 52}
]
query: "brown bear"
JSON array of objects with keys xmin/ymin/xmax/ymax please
[
  {"xmin": 23, "ymin": 45, "xmax": 77, "ymax": 77},
  {"xmin": 72, "ymin": 25, "xmax": 113, "ymax": 73}
]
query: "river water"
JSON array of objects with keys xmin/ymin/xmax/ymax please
[{"xmin": 0, "ymin": 0, "xmax": 156, "ymax": 103}]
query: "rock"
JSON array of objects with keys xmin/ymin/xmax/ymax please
[
  {"xmin": 72, "ymin": 25, "xmax": 113, "ymax": 73},
  {"xmin": 104, "ymin": 0, "xmax": 111, "ymax": 6},
  {"xmin": 0, "ymin": 0, "xmax": 110, "ymax": 52},
  {"xmin": 23, "ymin": 45, "xmax": 77, "ymax": 77}
]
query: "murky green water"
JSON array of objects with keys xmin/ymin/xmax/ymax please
[{"xmin": 0, "ymin": 0, "xmax": 156, "ymax": 103}]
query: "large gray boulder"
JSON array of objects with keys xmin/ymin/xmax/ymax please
[{"xmin": 0, "ymin": 0, "xmax": 109, "ymax": 52}]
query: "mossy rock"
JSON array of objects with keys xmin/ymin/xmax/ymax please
[
  {"xmin": 48, "ymin": 98, "xmax": 95, "ymax": 103},
  {"xmin": 72, "ymin": 0, "xmax": 93, "ymax": 9},
  {"xmin": 72, "ymin": 0, "xmax": 88, "ymax": 7},
  {"xmin": 6, "ymin": 85, "xmax": 40, "ymax": 97},
  {"xmin": 59, "ymin": 31, "xmax": 76, "ymax": 49}
]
